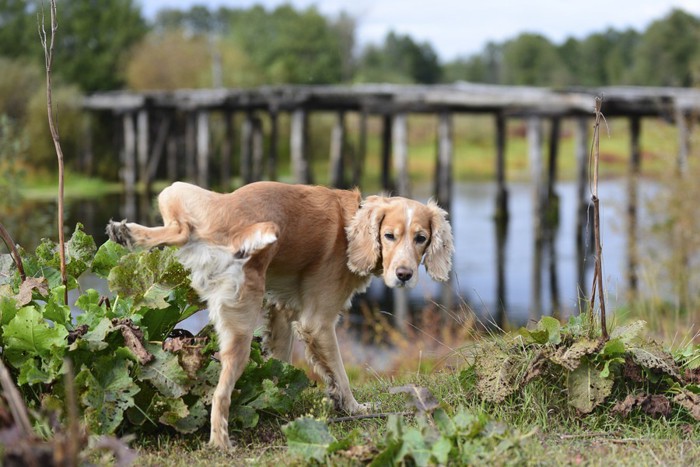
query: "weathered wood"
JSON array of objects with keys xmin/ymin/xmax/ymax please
[
  {"xmin": 291, "ymin": 108, "xmax": 310, "ymax": 184},
  {"xmin": 122, "ymin": 112, "xmax": 136, "ymax": 195},
  {"xmin": 626, "ymin": 116, "xmax": 641, "ymax": 301},
  {"xmin": 167, "ymin": 135, "xmax": 178, "ymax": 182},
  {"xmin": 545, "ymin": 117, "xmax": 561, "ymax": 318},
  {"xmin": 574, "ymin": 117, "xmax": 590, "ymax": 308},
  {"xmin": 240, "ymin": 112, "xmax": 253, "ymax": 184},
  {"xmin": 147, "ymin": 114, "xmax": 172, "ymax": 183},
  {"xmin": 268, "ymin": 111, "xmax": 279, "ymax": 181},
  {"xmin": 196, "ymin": 110, "xmax": 210, "ymax": 188},
  {"xmin": 494, "ymin": 112, "xmax": 508, "ymax": 328},
  {"xmin": 676, "ymin": 108, "xmax": 690, "ymax": 174},
  {"xmin": 435, "ymin": 111, "xmax": 453, "ymax": 210},
  {"xmin": 185, "ymin": 112, "xmax": 196, "ymax": 182},
  {"xmin": 252, "ymin": 116, "xmax": 264, "ymax": 182},
  {"xmin": 353, "ymin": 109, "xmax": 368, "ymax": 187},
  {"xmin": 137, "ymin": 109, "xmax": 149, "ymax": 189},
  {"xmin": 494, "ymin": 113, "xmax": 508, "ymax": 224},
  {"xmin": 329, "ymin": 111, "xmax": 346, "ymax": 187},
  {"xmin": 393, "ymin": 113, "xmax": 409, "ymax": 197},
  {"xmin": 381, "ymin": 114, "xmax": 392, "ymax": 191},
  {"xmin": 528, "ymin": 116, "xmax": 544, "ymax": 320},
  {"xmin": 220, "ymin": 111, "xmax": 233, "ymax": 190}
]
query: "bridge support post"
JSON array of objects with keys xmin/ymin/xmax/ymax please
[
  {"xmin": 291, "ymin": 108, "xmax": 310, "ymax": 184},
  {"xmin": 574, "ymin": 116, "xmax": 590, "ymax": 311},
  {"xmin": 220, "ymin": 111, "xmax": 233, "ymax": 190},
  {"xmin": 528, "ymin": 116, "xmax": 544, "ymax": 321},
  {"xmin": 196, "ymin": 110, "xmax": 209, "ymax": 188},
  {"xmin": 494, "ymin": 113, "xmax": 508, "ymax": 327},
  {"xmin": 626, "ymin": 116, "xmax": 641, "ymax": 303},
  {"xmin": 329, "ymin": 111, "xmax": 346, "ymax": 187}
]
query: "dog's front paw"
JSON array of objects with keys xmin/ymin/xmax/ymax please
[{"xmin": 106, "ymin": 219, "xmax": 134, "ymax": 248}]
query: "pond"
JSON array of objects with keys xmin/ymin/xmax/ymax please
[{"xmin": 5, "ymin": 179, "xmax": 650, "ymax": 330}]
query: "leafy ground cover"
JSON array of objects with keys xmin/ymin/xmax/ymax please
[{"xmin": 1, "ymin": 228, "xmax": 698, "ymax": 465}]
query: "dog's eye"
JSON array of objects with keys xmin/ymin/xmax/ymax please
[
  {"xmin": 384, "ymin": 232, "xmax": 395, "ymax": 241},
  {"xmin": 415, "ymin": 234, "xmax": 427, "ymax": 244}
]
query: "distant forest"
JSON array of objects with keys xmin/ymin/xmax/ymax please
[{"xmin": 1, "ymin": 1, "xmax": 699, "ymax": 94}]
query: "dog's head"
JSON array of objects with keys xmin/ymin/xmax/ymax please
[{"xmin": 346, "ymin": 195, "xmax": 453, "ymax": 288}]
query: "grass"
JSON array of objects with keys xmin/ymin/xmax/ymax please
[
  {"xmin": 8, "ymin": 113, "xmax": 698, "ymax": 464},
  {"xmin": 131, "ymin": 369, "xmax": 700, "ymax": 466}
]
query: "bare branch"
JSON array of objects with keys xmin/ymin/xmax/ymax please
[{"xmin": 39, "ymin": 0, "xmax": 67, "ymax": 302}]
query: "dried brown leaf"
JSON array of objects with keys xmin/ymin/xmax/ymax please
[
  {"xmin": 549, "ymin": 338, "xmax": 601, "ymax": 371},
  {"xmin": 113, "ymin": 318, "xmax": 153, "ymax": 365},
  {"xmin": 673, "ymin": 389, "xmax": 700, "ymax": 421},
  {"xmin": 14, "ymin": 277, "xmax": 48, "ymax": 306}
]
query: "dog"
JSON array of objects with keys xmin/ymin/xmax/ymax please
[{"xmin": 106, "ymin": 181, "xmax": 453, "ymax": 448}]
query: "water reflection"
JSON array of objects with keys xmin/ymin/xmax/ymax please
[{"xmin": 4, "ymin": 180, "xmax": 642, "ymax": 328}]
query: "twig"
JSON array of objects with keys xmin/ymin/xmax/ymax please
[
  {"xmin": 39, "ymin": 0, "xmax": 67, "ymax": 304},
  {"xmin": 589, "ymin": 97, "xmax": 608, "ymax": 339},
  {"xmin": 0, "ymin": 222, "xmax": 26, "ymax": 281},
  {"xmin": 327, "ymin": 411, "xmax": 412, "ymax": 424},
  {"xmin": 63, "ymin": 359, "xmax": 80, "ymax": 467},
  {"xmin": 0, "ymin": 359, "xmax": 33, "ymax": 437}
]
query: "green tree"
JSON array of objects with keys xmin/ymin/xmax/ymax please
[
  {"xmin": 632, "ymin": 9, "xmax": 700, "ymax": 86},
  {"xmin": 229, "ymin": 5, "xmax": 344, "ymax": 84},
  {"xmin": 55, "ymin": 0, "xmax": 147, "ymax": 91},
  {"xmin": 443, "ymin": 42, "xmax": 502, "ymax": 84},
  {"xmin": 0, "ymin": 0, "xmax": 41, "ymax": 58},
  {"xmin": 501, "ymin": 33, "xmax": 570, "ymax": 86},
  {"xmin": 357, "ymin": 31, "xmax": 441, "ymax": 84}
]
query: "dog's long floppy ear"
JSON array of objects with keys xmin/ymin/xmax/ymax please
[
  {"xmin": 423, "ymin": 201, "xmax": 454, "ymax": 282},
  {"xmin": 346, "ymin": 195, "xmax": 388, "ymax": 276}
]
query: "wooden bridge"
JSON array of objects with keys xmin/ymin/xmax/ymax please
[{"xmin": 82, "ymin": 83, "xmax": 700, "ymax": 323}]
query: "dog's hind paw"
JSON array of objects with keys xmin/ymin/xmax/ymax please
[{"xmin": 106, "ymin": 219, "xmax": 134, "ymax": 248}]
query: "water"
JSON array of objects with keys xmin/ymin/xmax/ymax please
[{"xmin": 6, "ymin": 179, "xmax": 646, "ymax": 328}]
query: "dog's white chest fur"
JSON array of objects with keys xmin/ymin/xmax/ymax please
[{"xmin": 176, "ymin": 241, "xmax": 249, "ymax": 325}]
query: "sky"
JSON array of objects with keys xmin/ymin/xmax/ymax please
[{"xmin": 139, "ymin": 0, "xmax": 700, "ymax": 61}]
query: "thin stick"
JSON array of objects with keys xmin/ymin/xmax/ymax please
[
  {"xmin": 590, "ymin": 97, "xmax": 608, "ymax": 339},
  {"xmin": 39, "ymin": 0, "xmax": 67, "ymax": 303},
  {"xmin": 327, "ymin": 411, "xmax": 411, "ymax": 424},
  {"xmin": 0, "ymin": 359, "xmax": 33, "ymax": 437},
  {"xmin": 0, "ymin": 222, "xmax": 26, "ymax": 281}
]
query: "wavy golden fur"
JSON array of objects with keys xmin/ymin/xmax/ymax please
[{"xmin": 106, "ymin": 181, "xmax": 453, "ymax": 449}]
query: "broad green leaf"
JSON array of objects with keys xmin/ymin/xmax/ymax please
[
  {"xmin": 610, "ymin": 320, "xmax": 646, "ymax": 344},
  {"xmin": 601, "ymin": 338, "xmax": 626, "ymax": 357},
  {"xmin": 567, "ymin": 358, "xmax": 613, "ymax": 413},
  {"xmin": 0, "ymin": 295, "xmax": 18, "ymax": 326},
  {"xmin": 65, "ymin": 224, "xmax": 97, "ymax": 278},
  {"xmin": 230, "ymin": 404, "xmax": 259, "ymax": 429},
  {"xmin": 17, "ymin": 357, "xmax": 53, "ymax": 385},
  {"xmin": 173, "ymin": 400, "xmax": 209, "ymax": 433},
  {"xmin": 69, "ymin": 317, "xmax": 113, "ymax": 351},
  {"xmin": 138, "ymin": 344, "xmax": 191, "ymax": 399},
  {"xmin": 43, "ymin": 286, "xmax": 71, "ymax": 326},
  {"xmin": 148, "ymin": 394, "xmax": 189, "ymax": 428},
  {"xmin": 539, "ymin": 316, "xmax": 561, "ymax": 345},
  {"xmin": 75, "ymin": 356, "xmax": 139, "ymax": 435},
  {"xmin": 284, "ymin": 417, "xmax": 336, "ymax": 463},
  {"xmin": 92, "ymin": 240, "xmax": 128, "ymax": 278},
  {"xmin": 2, "ymin": 306, "xmax": 68, "ymax": 367},
  {"xmin": 431, "ymin": 436, "xmax": 453, "ymax": 465},
  {"xmin": 399, "ymin": 426, "xmax": 432, "ymax": 467},
  {"xmin": 433, "ymin": 408, "xmax": 456, "ymax": 437}
]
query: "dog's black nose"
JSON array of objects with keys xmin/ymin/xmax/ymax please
[{"xmin": 396, "ymin": 267, "xmax": 413, "ymax": 283}]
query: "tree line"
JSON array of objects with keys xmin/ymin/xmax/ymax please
[
  {"xmin": 1, "ymin": 1, "xmax": 699, "ymax": 94},
  {"xmin": 0, "ymin": 1, "xmax": 699, "ymax": 178}
]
